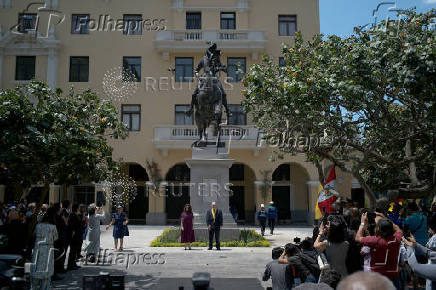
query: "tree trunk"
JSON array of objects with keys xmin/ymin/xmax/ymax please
[
  {"xmin": 405, "ymin": 139, "xmax": 419, "ymax": 187},
  {"xmin": 39, "ymin": 183, "xmax": 50, "ymax": 206}
]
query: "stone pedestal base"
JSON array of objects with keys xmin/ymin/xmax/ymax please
[
  {"xmin": 194, "ymin": 227, "xmax": 240, "ymax": 242},
  {"xmin": 186, "ymin": 140, "xmax": 237, "ymax": 229},
  {"xmin": 146, "ymin": 212, "xmax": 167, "ymax": 225}
]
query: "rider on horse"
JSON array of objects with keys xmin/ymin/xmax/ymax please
[{"xmin": 186, "ymin": 43, "xmax": 232, "ymax": 120}]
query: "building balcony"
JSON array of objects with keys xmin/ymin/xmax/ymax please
[
  {"xmin": 153, "ymin": 125, "xmax": 265, "ymax": 155},
  {"xmin": 154, "ymin": 30, "xmax": 266, "ymax": 59}
]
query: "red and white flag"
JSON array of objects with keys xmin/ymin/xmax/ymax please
[{"xmin": 315, "ymin": 166, "xmax": 339, "ymax": 218}]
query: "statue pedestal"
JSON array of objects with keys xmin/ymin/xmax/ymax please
[{"xmin": 185, "ymin": 141, "xmax": 239, "ymax": 241}]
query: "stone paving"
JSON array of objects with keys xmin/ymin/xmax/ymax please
[{"xmin": 52, "ymin": 225, "xmax": 313, "ymax": 289}]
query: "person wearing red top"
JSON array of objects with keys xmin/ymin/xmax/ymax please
[{"xmin": 355, "ymin": 212, "xmax": 403, "ymax": 288}]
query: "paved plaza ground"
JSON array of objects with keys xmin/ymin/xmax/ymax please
[{"xmin": 52, "ymin": 225, "xmax": 313, "ymax": 289}]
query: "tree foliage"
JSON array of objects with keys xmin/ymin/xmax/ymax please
[
  {"xmin": 242, "ymin": 9, "xmax": 436, "ymax": 206},
  {"xmin": 0, "ymin": 81, "xmax": 128, "ymax": 201}
]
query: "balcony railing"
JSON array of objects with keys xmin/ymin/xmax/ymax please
[
  {"xmin": 153, "ymin": 125, "xmax": 264, "ymax": 150},
  {"xmin": 158, "ymin": 30, "xmax": 264, "ymax": 42},
  {"xmin": 154, "ymin": 30, "xmax": 266, "ymax": 55}
]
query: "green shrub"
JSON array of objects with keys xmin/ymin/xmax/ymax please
[{"xmin": 150, "ymin": 228, "xmax": 270, "ymax": 247}]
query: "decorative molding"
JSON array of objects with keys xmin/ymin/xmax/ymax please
[
  {"xmin": 237, "ymin": 0, "xmax": 250, "ymax": 12},
  {"xmin": 0, "ymin": 31, "xmax": 61, "ymax": 56},
  {"xmin": 306, "ymin": 180, "xmax": 321, "ymax": 186},
  {"xmin": 172, "ymin": 0, "xmax": 183, "ymax": 11},
  {"xmin": 352, "ymin": 179, "xmax": 361, "ymax": 188}
]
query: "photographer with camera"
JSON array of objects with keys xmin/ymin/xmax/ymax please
[
  {"xmin": 263, "ymin": 247, "xmax": 292, "ymax": 290},
  {"xmin": 355, "ymin": 212, "xmax": 402, "ymax": 288},
  {"xmin": 278, "ymin": 240, "xmax": 320, "ymax": 286}
]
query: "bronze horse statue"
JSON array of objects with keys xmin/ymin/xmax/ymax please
[{"xmin": 194, "ymin": 69, "xmax": 223, "ymax": 145}]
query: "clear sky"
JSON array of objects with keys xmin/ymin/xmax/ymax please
[{"xmin": 319, "ymin": 0, "xmax": 436, "ymax": 37}]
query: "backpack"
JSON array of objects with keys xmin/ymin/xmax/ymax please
[
  {"xmin": 298, "ymin": 250, "xmax": 321, "ymax": 278},
  {"xmin": 258, "ymin": 209, "xmax": 267, "ymax": 220}
]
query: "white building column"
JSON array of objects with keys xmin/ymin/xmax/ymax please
[
  {"xmin": 146, "ymin": 181, "xmax": 167, "ymax": 225},
  {"xmin": 49, "ymin": 184, "xmax": 61, "ymax": 205},
  {"xmin": 306, "ymin": 180, "xmax": 321, "ymax": 225},
  {"xmin": 47, "ymin": 48, "xmax": 58, "ymax": 88}
]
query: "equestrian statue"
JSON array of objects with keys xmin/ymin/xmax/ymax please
[{"xmin": 186, "ymin": 43, "xmax": 232, "ymax": 146}]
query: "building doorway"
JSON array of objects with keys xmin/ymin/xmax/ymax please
[
  {"xmin": 229, "ymin": 186, "xmax": 245, "ymax": 221},
  {"xmin": 165, "ymin": 164, "xmax": 190, "ymax": 222},
  {"xmin": 272, "ymin": 186, "xmax": 291, "ymax": 221},
  {"xmin": 272, "ymin": 164, "xmax": 291, "ymax": 223},
  {"xmin": 129, "ymin": 186, "xmax": 148, "ymax": 221},
  {"xmin": 127, "ymin": 163, "xmax": 149, "ymax": 223}
]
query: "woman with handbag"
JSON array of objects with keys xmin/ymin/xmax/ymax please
[{"xmin": 106, "ymin": 205, "xmax": 129, "ymax": 252}]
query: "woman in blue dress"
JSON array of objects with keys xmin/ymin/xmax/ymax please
[{"xmin": 106, "ymin": 205, "xmax": 128, "ymax": 251}]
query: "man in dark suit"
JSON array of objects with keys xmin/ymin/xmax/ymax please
[{"xmin": 206, "ymin": 202, "xmax": 223, "ymax": 250}]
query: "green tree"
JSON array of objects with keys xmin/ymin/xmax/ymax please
[
  {"xmin": 0, "ymin": 81, "xmax": 128, "ymax": 202},
  {"xmin": 242, "ymin": 9, "xmax": 436, "ymax": 206}
]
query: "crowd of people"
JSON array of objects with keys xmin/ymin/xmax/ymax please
[
  {"xmin": 0, "ymin": 199, "xmax": 129, "ymax": 289},
  {"xmin": 262, "ymin": 199, "xmax": 436, "ymax": 290}
]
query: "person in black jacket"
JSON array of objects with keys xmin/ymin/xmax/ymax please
[
  {"xmin": 76, "ymin": 204, "xmax": 87, "ymax": 259},
  {"xmin": 278, "ymin": 241, "xmax": 320, "ymax": 284},
  {"xmin": 67, "ymin": 204, "xmax": 81, "ymax": 270},
  {"xmin": 206, "ymin": 202, "xmax": 223, "ymax": 250},
  {"xmin": 4, "ymin": 207, "xmax": 27, "ymax": 256},
  {"xmin": 53, "ymin": 203, "xmax": 66, "ymax": 277}
]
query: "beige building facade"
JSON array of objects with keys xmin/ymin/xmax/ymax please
[{"xmin": 0, "ymin": 0, "xmax": 361, "ymax": 224}]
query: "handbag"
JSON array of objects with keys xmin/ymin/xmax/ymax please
[{"xmin": 124, "ymin": 225, "xmax": 129, "ymax": 236}]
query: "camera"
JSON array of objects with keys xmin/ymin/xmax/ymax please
[
  {"xmin": 367, "ymin": 212, "xmax": 376, "ymax": 222},
  {"xmin": 293, "ymin": 237, "xmax": 301, "ymax": 244},
  {"xmin": 366, "ymin": 211, "xmax": 376, "ymax": 236}
]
